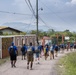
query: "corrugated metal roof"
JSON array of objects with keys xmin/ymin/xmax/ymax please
[
  {"xmin": 0, "ymin": 26, "xmax": 22, "ymax": 32},
  {"xmin": 0, "ymin": 26, "xmax": 8, "ymax": 29}
]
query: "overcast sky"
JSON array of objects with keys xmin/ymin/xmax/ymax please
[{"xmin": 0, "ymin": 0, "xmax": 76, "ymax": 32}]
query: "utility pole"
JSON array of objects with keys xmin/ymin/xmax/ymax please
[{"xmin": 36, "ymin": 0, "xmax": 39, "ymax": 45}]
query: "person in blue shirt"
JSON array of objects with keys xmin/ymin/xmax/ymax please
[
  {"xmin": 38, "ymin": 45, "xmax": 42, "ymax": 58},
  {"xmin": 8, "ymin": 42, "xmax": 18, "ymax": 68},
  {"xmin": 70, "ymin": 43, "xmax": 74, "ymax": 51},
  {"xmin": 74, "ymin": 43, "xmax": 76, "ymax": 50},
  {"xmin": 44, "ymin": 44, "xmax": 49, "ymax": 60},
  {"xmin": 35, "ymin": 43, "xmax": 41, "ymax": 64},
  {"xmin": 27, "ymin": 42, "xmax": 35, "ymax": 70},
  {"xmin": 50, "ymin": 44, "xmax": 55, "ymax": 59},
  {"xmin": 21, "ymin": 44, "xmax": 27, "ymax": 60},
  {"xmin": 60, "ymin": 43, "xmax": 65, "ymax": 53},
  {"xmin": 55, "ymin": 44, "xmax": 59, "ymax": 57}
]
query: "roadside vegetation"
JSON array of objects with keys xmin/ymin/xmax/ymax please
[
  {"xmin": 57, "ymin": 52, "xmax": 76, "ymax": 75},
  {"xmin": 0, "ymin": 57, "xmax": 9, "ymax": 65},
  {"xmin": 30, "ymin": 29, "xmax": 76, "ymax": 44},
  {"xmin": 1, "ymin": 29, "xmax": 76, "ymax": 44}
]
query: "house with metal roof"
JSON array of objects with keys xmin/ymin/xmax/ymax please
[{"xmin": 0, "ymin": 26, "xmax": 22, "ymax": 35}]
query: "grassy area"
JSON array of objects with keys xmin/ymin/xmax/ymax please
[
  {"xmin": 0, "ymin": 57, "xmax": 9, "ymax": 65},
  {"xmin": 57, "ymin": 52, "xmax": 76, "ymax": 75}
]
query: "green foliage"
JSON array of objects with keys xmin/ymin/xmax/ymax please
[
  {"xmin": 30, "ymin": 30, "xmax": 36, "ymax": 34},
  {"xmin": 52, "ymin": 37, "xmax": 57, "ymax": 44},
  {"xmin": 20, "ymin": 32, "xmax": 26, "ymax": 35},
  {"xmin": 29, "ymin": 29, "xmax": 76, "ymax": 43},
  {"xmin": 58, "ymin": 52, "xmax": 76, "ymax": 75},
  {"xmin": 0, "ymin": 57, "xmax": 9, "ymax": 65},
  {"xmin": 0, "ymin": 59, "xmax": 6, "ymax": 65}
]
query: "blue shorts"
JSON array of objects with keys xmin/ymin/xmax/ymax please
[{"xmin": 36, "ymin": 53, "xmax": 39, "ymax": 58}]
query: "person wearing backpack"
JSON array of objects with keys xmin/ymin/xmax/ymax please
[
  {"xmin": 44, "ymin": 44, "xmax": 49, "ymax": 60},
  {"xmin": 61, "ymin": 43, "xmax": 65, "ymax": 53},
  {"xmin": 55, "ymin": 44, "xmax": 59, "ymax": 57},
  {"xmin": 27, "ymin": 43, "xmax": 35, "ymax": 70},
  {"xmin": 74, "ymin": 43, "xmax": 76, "ymax": 51},
  {"xmin": 35, "ymin": 43, "xmax": 41, "ymax": 64},
  {"xmin": 21, "ymin": 44, "xmax": 27, "ymax": 60},
  {"xmin": 8, "ymin": 42, "xmax": 18, "ymax": 68},
  {"xmin": 50, "ymin": 44, "xmax": 55, "ymax": 59}
]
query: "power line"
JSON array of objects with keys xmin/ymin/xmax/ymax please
[
  {"xmin": 0, "ymin": 10, "xmax": 31, "ymax": 16},
  {"xmin": 25, "ymin": 0, "xmax": 36, "ymax": 18},
  {"xmin": 27, "ymin": 14, "xmax": 36, "ymax": 33},
  {"xmin": 25, "ymin": 0, "xmax": 33, "ymax": 14},
  {"xmin": 25, "ymin": 0, "xmax": 37, "ymax": 32},
  {"xmin": 28, "ymin": 0, "xmax": 36, "ymax": 17},
  {"xmin": 25, "ymin": 0, "xmax": 53, "ymax": 30},
  {"xmin": 0, "ymin": 0, "xmax": 51, "ymax": 31},
  {"xmin": 39, "ymin": 16, "xmax": 55, "ymax": 29},
  {"xmin": 0, "ymin": 1, "xmax": 54, "ymax": 31},
  {"xmin": 39, "ymin": 0, "xmax": 71, "ymax": 26}
]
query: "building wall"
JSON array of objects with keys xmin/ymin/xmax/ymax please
[
  {"xmin": 0, "ymin": 35, "xmax": 36, "ymax": 58},
  {"xmin": 0, "ymin": 37, "xmax": 1, "ymax": 49},
  {"xmin": 24, "ymin": 36, "xmax": 36, "ymax": 46},
  {"xmin": 14, "ymin": 35, "xmax": 36, "ymax": 54},
  {"xmin": 14, "ymin": 36, "xmax": 23, "ymax": 55},
  {"xmin": 2, "ymin": 37, "xmax": 13, "ymax": 58},
  {"xmin": 0, "ymin": 38, "xmax": 2, "ymax": 58}
]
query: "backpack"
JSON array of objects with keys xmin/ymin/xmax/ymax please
[
  {"xmin": 35, "ymin": 46, "xmax": 40, "ymax": 53},
  {"xmin": 9, "ymin": 46, "xmax": 15, "ymax": 55},
  {"xmin": 55, "ymin": 46, "xmax": 58, "ymax": 50},
  {"xmin": 44, "ymin": 48, "xmax": 46, "ymax": 53},
  {"xmin": 74, "ymin": 45, "xmax": 76, "ymax": 49},
  {"xmin": 21, "ymin": 46, "xmax": 25, "ymax": 52},
  {"xmin": 27, "ymin": 47, "xmax": 33, "ymax": 56},
  {"xmin": 35, "ymin": 49, "xmax": 40, "ymax": 53}
]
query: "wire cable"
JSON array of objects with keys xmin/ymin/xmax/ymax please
[
  {"xmin": 0, "ymin": 10, "xmax": 31, "ymax": 16},
  {"xmin": 25, "ymin": 0, "xmax": 33, "ymax": 13},
  {"xmin": 27, "ymin": 0, "xmax": 36, "ymax": 17},
  {"xmin": 25, "ymin": 0, "xmax": 36, "ymax": 18},
  {"xmin": 39, "ymin": 0, "xmax": 71, "ymax": 26},
  {"xmin": 39, "ymin": 16, "xmax": 56, "ymax": 30},
  {"xmin": 25, "ymin": 0, "xmax": 54, "ymax": 30}
]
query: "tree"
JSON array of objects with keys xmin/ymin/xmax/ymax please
[
  {"xmin": 64, "ymin": 29, "xmax": 70, "ymax": 32},
  {"xmin": 30, "ymin": 30, "xmax": 36, "ymax": 34}
]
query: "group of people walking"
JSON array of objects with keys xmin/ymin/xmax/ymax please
[{"xmin": 8, "ymin": 42, "xmax": 76, "ymax": 70}]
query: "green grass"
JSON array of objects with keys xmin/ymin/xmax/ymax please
[
  {"xmin": 0, "ymin": 57, "xmax": 9, "ymax": 65},
  {"xmin": 57, "ymin": 52, "xmax": 76, "ymax": 75}
]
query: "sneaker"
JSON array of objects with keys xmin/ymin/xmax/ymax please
[
  {"xmin": 38, "ymin": 62, "xmax": 40, "ymax": 64},
  {"xmin": 13, "ymin": 65, "xmax": 16, "ymax": 68},
  {"xmin": 11, "ymin": 65, "xmax": 13, "ymax": 68},
  {"xmin": 24, "ymin": 58, "xmax": 26, "ymax": 60},
  {"xmin": 30, "ymin": 67, "xmax": 33, "ymax": 70},
  {"xmin": 27, "ymin": 66, "xmax": 29, "ymax": 69}
]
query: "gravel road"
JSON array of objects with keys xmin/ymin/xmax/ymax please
[{"xmin": 0, "ymin": 50, "xmax": 71, "ymax": 75}]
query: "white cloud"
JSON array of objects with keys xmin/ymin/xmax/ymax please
[
  {"xmin": 66, "ymin": 0, "xmax": 76, "ymax": 5},
  {"xmin": 0, "ymin": 0, "xmax": 76, "ymax": 31},
  {"xmin": 71, "ymin": 0, "xmax": 76, "ymax": 4}
]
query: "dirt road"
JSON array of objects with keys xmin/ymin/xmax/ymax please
[{"xmin": 0, "ymin": 50, "xmax": 72, "ymax": 75}]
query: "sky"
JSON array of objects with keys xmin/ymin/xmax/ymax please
[{"xmin": 0, "ymin": 0, "xmax": 76, "ymax": 32}]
